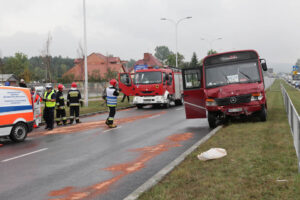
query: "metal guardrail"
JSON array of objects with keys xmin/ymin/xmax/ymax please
[{"xmin": 280, "ymin": 83, "xmax": 300, "ymax": 173}]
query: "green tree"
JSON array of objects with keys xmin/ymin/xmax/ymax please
[
  {"xmin": 207, "ymin": 49, "xmax": 217, "ymax": 55},
  {"xmin": 166, "ymin": 53, "xmax": 185, "ymax": 68},
  {"xmin": 104, "ymin": 67, "xmax": 118, "ymax": 81},
  {"xmin": 4, "ymin": 52, "xmax": 30, "ymax": 79},
  {"xmin": 190, "ymin": 52, "xmax": 198, "ymax": 68},
  {"xmin": 154, "ymin": 46, "xmax": 173, "ymax": 64},
  {"xmin": 125, "ymin": 59, "xmax": 136, "ymax": 71},
  {"xmin": 89, "ymin": 69, "xmax": 102, "ymax": 82}
]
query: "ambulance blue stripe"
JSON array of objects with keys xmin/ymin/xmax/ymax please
[{"xmin": 0, "ymin": 105, "xmax": 32, "ymax": 113}]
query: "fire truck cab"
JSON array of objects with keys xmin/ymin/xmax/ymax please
[
  {"xmin": 182, "ymin": 50, "xmax": 268, "ymax": 128},
  {"xmin": 119, "ymin": 67, "xmax": 183, "ymax": 108}
]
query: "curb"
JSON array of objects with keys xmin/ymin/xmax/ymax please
[{"xmin": 124, "ymin": 125, "xmax": 223, "ymax": 200}]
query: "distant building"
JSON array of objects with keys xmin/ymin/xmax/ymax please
[
  {"xmin": 132, "ymin": 53, "xmax": 163, "ymax": 72},
  {"xmin": 63, "ymin": 53, "xmax": 126, "ymax": 81},
  {"xmin": 267, "ymin": 68, "xmax": 274, "ymax": 74},
  {"xmin": 0, "ymin": 74, "xmax": 18, "ymax": 86}
]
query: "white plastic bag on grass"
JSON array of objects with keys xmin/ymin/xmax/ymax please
[{"xmin": 197, "ymin": 148, "xmax": 227, "ymax": 161}]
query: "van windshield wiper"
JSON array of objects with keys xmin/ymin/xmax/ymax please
[{"xmin": 239, "ymin": 71, "xmax": 252, "ymax": 81}]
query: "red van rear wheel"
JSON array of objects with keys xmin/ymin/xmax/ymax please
[{"xmin": 10, "ymin": 122, "xmax": 28, "ymax": 142}]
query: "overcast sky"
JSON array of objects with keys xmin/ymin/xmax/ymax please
[{"xmin": 0, "ymin": 0, "xmax": 299, "ymax": 72}]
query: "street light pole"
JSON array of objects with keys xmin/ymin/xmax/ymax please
[
  {"xmin": 201, "ymin": 37, "xmax": 222, "ymax": 51},
  {"xmin": 161, "ymin": 16, "xmax": 192, "ymax": 68},
  {"xmin": 83, "ymin": 0, "xmax": 88, "ymax": 106}
]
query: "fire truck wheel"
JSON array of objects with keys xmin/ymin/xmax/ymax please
[
  {"xmin": 136, "ymin": 104, "xmax": 143, "ymax": 109},
  {"xmin": 164, "ymin": 98, "xmax": 170, "ymax": 108},
  {"xmin": 208, "ymin": 112, "xmax": 217, "ymax": 129},
  {"xmin": 10, "ymin": 122, "xmax": 28, "ymax": 142},
  {"xmin": 175, "ymin": 95, "xmax": 183, "ymax": 106},
  {"xmin": 259, "ymin": 105, "xmax": 267, "ymax": 122}
]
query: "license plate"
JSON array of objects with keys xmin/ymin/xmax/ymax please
[{"xmin": 228, "ymin": 108, "xmax": 243, "ymax": 112}]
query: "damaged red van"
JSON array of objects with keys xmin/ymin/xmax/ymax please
[{"xmin": 182, "ymin": 50, "xmax": 268, "ymax": 128}]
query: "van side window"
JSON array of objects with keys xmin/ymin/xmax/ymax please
[{"xmin": 183, "ymin": 69, "xmax": 201, "ymax": 89}]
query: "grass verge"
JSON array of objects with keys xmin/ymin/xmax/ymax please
[
  {"xmin": 281, "ymin": 81, "xmax": 300, "ymax": 114},
  {"xmin": 139, "ymin": 79, "xmax": 300, "ymax": 200}
]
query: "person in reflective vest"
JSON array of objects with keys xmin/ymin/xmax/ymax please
[
  {"xmin": 31, "ymin": 86, "xmax": 42, "ymax": 128},
  {"xmin": 103, "ymin": 79, "xmax": 119, "ymax": 128},
  {"xmin": 55, "ymin": 84, "xmax": 67, "ymax": 125},
  {"xmin": 43, "ymin": 83, "xmax": 56, "ymax": 130},
  {"xmin": 67, "ymin": 82, "xmax": 83, "ymax": 124}
]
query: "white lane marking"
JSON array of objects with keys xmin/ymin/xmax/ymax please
[
  {"xmin": 148, "ymin": 114, "xmax": 161, "ymax": 119},
  {"xmin": 103, "ymin": 126, "xmax": 122, "ymax": 133},
  {"xmin": 1, "ymin": 148, "xmax": 48, "ymax": 163},
  {"xmin": 176, "ymin": 108, "xmax": 184, "ymax": 111}
]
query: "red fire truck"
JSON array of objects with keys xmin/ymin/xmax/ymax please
[
  {"xmin": 118, "ymin": 67, "xmax": 183, "ymax": 108},
  {"xmin": 182, "ymin": 50, "xmax": 268, "ymax": 128}
]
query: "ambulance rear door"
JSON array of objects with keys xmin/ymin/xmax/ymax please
[{"xmin": 182, "ymin": 68, "xmax": 206, "ymax": 119}]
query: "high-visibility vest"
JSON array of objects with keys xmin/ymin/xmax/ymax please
[
  {"xmin": 106, "ymin": 87, "xmax": 117, "ymax": 107},
  {"xmin": 44, "ymin": 90, "xmax": 56, "ymax": 108}
]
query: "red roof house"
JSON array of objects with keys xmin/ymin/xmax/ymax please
[
  {"xmin": 135, "ymin": 53, "xmax": 163, "ymax": 68},
  {"xmin": 63, "ymin": 53, "xmax": 126, "ymax": 81}
]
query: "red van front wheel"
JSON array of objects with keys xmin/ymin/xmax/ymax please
[
  {"xmin": 208, "ymin": 112, "xmax": 218, "ymax": 129},
  {"xmin": 259, "ymin": 105, "xmax": 267, "ymax": 122},
  {"xmin": 10, "ymin": 122, "xmax": 28, "ymax": 142}
]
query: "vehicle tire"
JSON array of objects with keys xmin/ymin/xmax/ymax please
[
  {"xmin": 136, "ymin": 104, "xmax": 143, "ymax": 109},
  {"xmin": 9, "ymin": 122, "xmax": 28, "ymax": 142},
  {"xmin": 208, "ymin": 112, "xmax": 218, "ymax": 129},
  {"xmin": 259, "ymin": 104, "xmax": 267, "ymax": 122},
  {"xmin": 164, "ymin": 98, "xmax": 170, "ymax": 108},
  {"xmin": 175, "ymin": 95, "xmax": 184, "ymax": 106}
]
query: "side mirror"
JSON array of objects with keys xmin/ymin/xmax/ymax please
[{"xmin": 260, "ymin": 59, "xmax": 268, "ymax": 71}]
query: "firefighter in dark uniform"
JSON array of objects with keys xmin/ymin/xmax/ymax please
[
  {"xmin": 55, "ymin": 84, "xmax": 67, "ymax": 125},
  {"xmin": 67, "ymin": 82, "xmax": 83, "ymax": 124},
  {"xmin": 103, "ymin": 79, "xmax": 119, "ymax": 128},
  {"xmin": 43, "ymin": 83, "xmax": 56, "ymax": 130}
]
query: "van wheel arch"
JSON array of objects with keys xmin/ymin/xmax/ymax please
[{"xmin": 10, "ymin": 122, "xmax": 28, "ymax": 142}]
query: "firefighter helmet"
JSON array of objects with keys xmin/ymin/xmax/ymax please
[
  {"xmin": 109, "ymin": 79, "xmax": 117, "ymax": 87},
  {"xmin": 71, "ymin": 82, "xmax": 77, "ymax": 88},
  {"xmin": 45, "ymin": 83, "xmax": 52, "ymax": 89},
  {"xmin": 58, "ymin": 84, "xmax": 64, "ymax": 91}
]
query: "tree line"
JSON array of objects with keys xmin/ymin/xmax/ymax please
[
  {"xmin": 154, "ymin": 45, "xmax": 217, "ymax": 69},
  {"xmin": 0, "ymin": 53, "xmax": 74, "ymax": 83},
  {"xmin": 0, "ymin": 46, "xmax": 217, "ymax": 84}
]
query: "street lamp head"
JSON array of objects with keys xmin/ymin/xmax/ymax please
[
  {"xmin": 186, "ymin": 16, "xmax": 192, "ymax": 19},
  {"xmin": 217, "ymin": 37, "xmax": 222, "ymax": 40},
  {"xmin": 160, "ymin": 18, "xmax": 167, "ymax": 20}
]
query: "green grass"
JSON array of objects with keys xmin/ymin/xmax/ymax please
[
  {"xmin": 281, "ymin": 81, "xmax": 300, "ymax": 114},
  {"xmin": 139, "ymin": 79, "xmax": 300, "ymax": 200}
]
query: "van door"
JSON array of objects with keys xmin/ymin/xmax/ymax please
[
  {"xmin": 182, "ymin": 68, "xmax": 206, "ymax": 119},
  {"xmin": 118, "ymin": 73, "xmax": 135, "ymax": 96}
]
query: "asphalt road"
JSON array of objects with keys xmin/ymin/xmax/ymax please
[{"xmin": 0, "ymin": 105, "xmax": 211, "ymax": 200}]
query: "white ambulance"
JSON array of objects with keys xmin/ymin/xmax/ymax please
[{"xmin": 0, "ymin": 86, "xmax": 34, "ymax": 142}]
